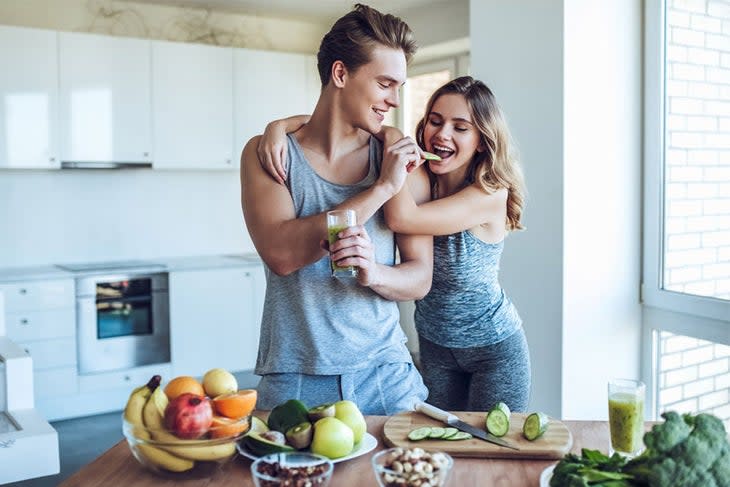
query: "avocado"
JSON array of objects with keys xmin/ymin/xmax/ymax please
[
  {"xmin": 267, "ymin": 399, "xmax": 310, "ymax": 433},
  {"xmin": 244, "ymin": 431, "xmax": 295, "ymax": 456},
  {"xmin": 248, "ymin": 416, "xmax": 269, "ymax": 435}
]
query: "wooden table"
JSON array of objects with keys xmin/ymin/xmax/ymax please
[{"xmin": 60, "ymin": 417, "xmax": 617, "ymax": 486}]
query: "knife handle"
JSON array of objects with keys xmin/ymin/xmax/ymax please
[{"xmin": 415, "ymin": 402, "xmax": 457, "ymax": 423}]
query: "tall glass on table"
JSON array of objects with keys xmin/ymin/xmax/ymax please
[
  {"xmin": 327, "ymin": 209, "xmax": 358, "ymax": 278},
  {"xmin": 608, "ymin": 379, "xmax": 645, "ymax": 457}
]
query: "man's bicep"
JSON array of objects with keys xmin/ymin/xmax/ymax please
[{"xmin": 241, "ymin": 137, "xmax": 297, "ymax": 248}]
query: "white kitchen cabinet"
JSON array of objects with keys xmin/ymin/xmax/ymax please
[
  {"xmin": 59, "ymin": 32, "xmax": 152, "ymax": 164},
  {"xmin": 152, "ymin": 40, "xmax": 234, "ymax": 169},
  {"xmin": 0, "ymin": 26, "xmax": 59, "ymax": 169},
  {"xmin": 233, "ymin": 49, "xmax": 320, "ymax": 163},
  {"xmin": 169, "ymin": 265, "xmax": 265, "ymax": 376}
]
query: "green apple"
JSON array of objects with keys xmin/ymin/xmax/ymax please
[
  {"xmin": 334, "ymin": 400, "xmax": 367, "ymax": 444},
  {"xmin": 310, "ymin": 417, "xmax": 354, "ymax": 459}
]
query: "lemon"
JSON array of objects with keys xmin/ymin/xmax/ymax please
[{"xmin": 202, "ymin": 368, "xmax": 238, "ymax": 398}]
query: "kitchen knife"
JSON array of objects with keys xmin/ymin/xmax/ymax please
[{"xmin": 414, "ymin": 402, "xmax": 520, "ymax": 451}]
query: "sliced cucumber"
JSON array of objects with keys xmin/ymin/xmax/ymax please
[
  {"xmin": 407, "ymin": 426, "xmax": 433, "ymax": 441},
  {"xmin": 523, "ymin": 412, "xmax": 549, "ymax": 440},
  {"xmin": 444, "ymin": 431, "xmax": 472, "ymax": 441},
  {"xmin": 428, "ymin": 426, "xmax": 446, "ymax": 439},
  {"xmin": 485, "ymin": 402, "xmax": 511, "ymax": 437},
  {"xmin": 441, "ymin": 427, "xmax": 460, "ymax": 439}
]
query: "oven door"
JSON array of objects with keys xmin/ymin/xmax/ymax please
[{"xmin": 76, "ymin": 273, "xmax": 170, "ymax": 375}]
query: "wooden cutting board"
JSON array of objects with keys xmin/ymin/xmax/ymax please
[{"xmin": 383, "ymin": 411, "xmax": 573, "ymax": 459}]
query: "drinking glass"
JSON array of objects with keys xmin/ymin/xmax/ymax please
[
  {"xmin": 608, "ymin": 378, "xmax": 645, "ymax": 457},
  {"xmin": 326, "ymin": 209, "xmax": 357, "ymax": 278}
]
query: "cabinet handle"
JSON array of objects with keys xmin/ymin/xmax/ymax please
[
  {"xmin": 124, "ymin": 375, "xmax": 131, "ymax": 382},
  {"xmin": 24, "ymin": 348, "xmax": 30, "ymax": 355},
  {"xmin": 19, "ymin": 288, "xmax": 27, "ymax": 295},
  {"xmin": 143, "ymin": 152, "xmax": 149, "ymax": 157},
  {"xmin": 226, "ymin": 159, "xmax": 232, "ymax": 164},
  {"xmin": 49, "ymin": 157, "xmax": 56, "ymax": 162},
  {"xmin": 245, "ymin": 272, "xmax": 250, "ymax": 277},
  {"xmin": 20, "ymin": 318, "xmax": 29, "ymax": 325}
]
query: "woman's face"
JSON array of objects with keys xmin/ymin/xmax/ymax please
[
  {"xmin": 422, "ymin": 93, "xmax": 482, "ymax": 176},
  {"xmin": 341, "ymin": 46, "xmax": 406, "ymax": 134}
]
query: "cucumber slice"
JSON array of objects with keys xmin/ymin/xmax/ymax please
[
  {"xmin": 407, "ymin": 426, "xmax": 433, "ymax": 441},
  {"xmin": 441, "ymin": 427, "xmax": 460, "ymax": 439},
  {"xmin": 428, "ymin": 427, "xmax": 447, "ymax": 439},
  {"xmin": 485, "ymin": 402, "xmax": 511, "ymax": 437},
  {"xmin": 523, "ymin": 412, "xmax": 549, "ymax": 440},
  {"xmin": 422, "ymin": 151, "xmax": 442, "ymax": 161},
  {"xmin": 444, "ymin": 431, "xmax": 472, "ymax": 441}
]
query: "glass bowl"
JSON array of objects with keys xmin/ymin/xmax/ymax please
[
  {"xmin": 122, "ymin": 413, "xmax": 251, "ymax": 479},
  {"xmin": 371, "ymin": 447, "xmax": 453, "ymax": 487},
  {"xmin": 251, "ymin": 452, "xmax": 334, "ymax": 487}
]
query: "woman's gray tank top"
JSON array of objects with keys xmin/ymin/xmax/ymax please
[
  {"xmin": 415, "ymin": 231, "xmax": 522, "ymax": 348},
  {"xmin": 254, "ymin": 133, "xmax": 413, "ymax": 375}
]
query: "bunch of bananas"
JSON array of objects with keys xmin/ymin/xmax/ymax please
[{"xmin": 123, "ymin": 375, "xmax": 237, "ymax": 473}]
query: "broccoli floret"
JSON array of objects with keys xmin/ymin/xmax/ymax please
[
  {"xmin": 642, "ymin": 411, "xmax": 691, "ymax": 453},
  {"xmin": 649, "ymin": 457, "xmax": 719, "ymax": 487}
]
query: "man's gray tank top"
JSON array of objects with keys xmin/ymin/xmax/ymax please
[
  {"xmin": 254, "ymin": 133, "xmax": 413, "ymax": 375},
  {"xmin": 415, "ymin": 231, "xmax": 522, "ymax": 348}
]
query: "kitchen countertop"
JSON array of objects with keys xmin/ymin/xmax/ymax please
[
  {"xmin": 0, "ymin": 253, "xmax": 263, "ymax": 283},
  {"xmin": 59, "ymin": 417, "xmax": 627, "ymax": 487}
]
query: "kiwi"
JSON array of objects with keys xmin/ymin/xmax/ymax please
[
  {"xmin": 286, "ymin": 422, "xmax": 313, "ymax": 449},
  {"xmin": 308, "ymin": 403, "xmax": 336, "ymax": 422}
]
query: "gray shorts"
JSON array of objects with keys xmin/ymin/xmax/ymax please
[{"xmin": 256, "ymin": 362, "xmax": 427, "ymax": 415}]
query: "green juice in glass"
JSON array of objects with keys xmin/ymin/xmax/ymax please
[
  {"xmin": 328, "ymin": 225, "xmax": 357, "ymax": 277},
  {"xmin": 608, "ymin": 392, "xmax": 644, "ymax": 454}
]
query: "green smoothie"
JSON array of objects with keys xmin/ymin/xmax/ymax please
[
  {"xmin": 608, "ymin": 392, "xmax": 644, "ymax": 454},
  {"xmin": 327, "ymin": 225, "xmax": 356, "ymax": 275}
]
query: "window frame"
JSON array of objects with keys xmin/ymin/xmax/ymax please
[{"xmin": 642, "ymin": 0, "xmax": 730, "ymax": 419}]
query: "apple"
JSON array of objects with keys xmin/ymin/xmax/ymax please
[
  {"xmin": 310, "ymin": 417, "xmax": 354, "ymax": 459},
  {"xmin": 334, "ymin": 400, "xmax": 367, "ymax": 444},
  {"xmin": 202, "ymin": 368, "xmax": 238, "ymax": 398},
  {"xmin": 164, "ymin": 393, "xmax": 213, "ymax": 439}
]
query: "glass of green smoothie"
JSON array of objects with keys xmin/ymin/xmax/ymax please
[
  {"xmin": 326, "ymin": 209, "xmax": 358, "ymax": 278},
  {"xmin": 608, "ymin": 378, "xmax": 645, "ymax": 457}
]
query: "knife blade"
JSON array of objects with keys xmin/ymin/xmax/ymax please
[{"xmin": 415, "ymin": 402, "xmax": 520, "ymax": 451}]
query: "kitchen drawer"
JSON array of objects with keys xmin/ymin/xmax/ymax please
[
  {"xmin": 34, "ymin": 367, "xmax": 78, "ymax": 399},
  {"xmin": 5, "ymin": 308, "xmax": 75, "ymax": 342},
  {"xmin": 17, "ymin": 338, "xmax": 76, "ymax": 370},
  {"xmin": 0, "ymin": 279, "xmax": 74, "ymax": 312},
  {"xmin": 78, "ymin": 362, "xmax": 171, "ymax": 394}
]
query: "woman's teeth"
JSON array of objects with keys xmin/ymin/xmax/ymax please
[{"xmin": 432, "ymin": 144, "xmax": 454, "ymax": 159}]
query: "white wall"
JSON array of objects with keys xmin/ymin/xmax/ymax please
[
  {"xmin": 399, "ymin": 0, "xmax": 468, "ymax": 50},
  {"xmin": 470, "ymin": 0, "xmax": 643, "ymax": 419}
]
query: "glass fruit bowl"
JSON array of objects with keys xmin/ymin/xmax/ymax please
[
  {"xmin": 251, "ymin": 452, "xmax": 334, "ymax": 487},
  {"xmin": 371, "ymin": 447, "xmax": 453, "ymax": 487},
  {"xmin": 122, "ymin": 413, "xmax": 251, "ymax": 479}
]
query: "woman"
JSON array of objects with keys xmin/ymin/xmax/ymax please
[{"xmin": 259, "ymin": 76, "xmax": 530, "ymax": 412}]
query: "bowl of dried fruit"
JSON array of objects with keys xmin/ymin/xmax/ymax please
[
  {"xmin": 371, "ymin": 447, "xmax": 453, "ymax": 487},
  {"xmin": 250, "ymin": 451, "xmax": 334, "ymax": 487}
]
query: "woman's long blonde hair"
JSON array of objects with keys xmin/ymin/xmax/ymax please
[{"xmin": 415, "ymin": 76, "xmax": 526, "ymax": 231}]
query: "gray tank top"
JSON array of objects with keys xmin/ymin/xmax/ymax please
[
  {"xmin": 254, "ymin": 133, "xmax": 413, "ymax": 375},
  {"xmin": 415, "ymin": 231, "xmax": 522, "ymax": 348}
]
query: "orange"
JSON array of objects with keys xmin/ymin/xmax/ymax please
[
  {"xmin": 209, "ymin": 415, "xmax": 250, "ymax": 439},
  {"xmin": 164, "ymin": 376, "xmax": 205, "ymax": 401},
  {"xmin": 212, "ymin": 389, "xmax": 258, "ymax": 419}
]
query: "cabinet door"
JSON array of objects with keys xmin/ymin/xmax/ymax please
[
  {"xmin": 59, "ymin": 32, "xmax": 152, "ymax": 164},
  {"xmin": 233, "ymin": 49, "xmax": 319, "ymax": 166},
  {"xmin": 168, "ymin": 267, "xmax": 263, "ymax": 376},
  {"xmin": 152, "ymin": 41, "xmax": 234, "ymax": 169},
  {"xmin": 0, "ymin": 26, "xmax": 59, "ymax": 169}
]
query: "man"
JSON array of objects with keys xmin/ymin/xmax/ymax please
[{"xmin": 240, "ymin": 4, "xmax": 432, "ymax": 415}]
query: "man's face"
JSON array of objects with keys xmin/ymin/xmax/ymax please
[{"xmin": 341, "ymin": 46, "xmax": 407, "ymax": 134}]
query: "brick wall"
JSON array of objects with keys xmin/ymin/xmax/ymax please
[
  {"xmin": 664, "ymin": 0, "xmax": 730, "ymax": 300},
  {"xmin": 657, "ymin": 330, "xmax": 730, "ymax": 430}
]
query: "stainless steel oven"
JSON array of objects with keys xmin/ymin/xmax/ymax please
[{"xmin": 75, "ymin": 272, "xmax": 170, "ymax": 375}]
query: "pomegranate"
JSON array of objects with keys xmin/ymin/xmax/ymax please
[{"xmin": 164, "ymin": 393, "xmax": 213, "ymax": 439}]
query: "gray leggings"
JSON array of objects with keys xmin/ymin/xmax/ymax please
[{"xmin": 418, "ymin": 328, "xmax": 531, "ymax": 412}]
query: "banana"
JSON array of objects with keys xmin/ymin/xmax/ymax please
[
  {"xmin": 142, "ymin": 385, "xmax": 235, "ymax": 462},
  {"xmin": 125, "ymin": 375, "xmax": 195, "ymax": 473}
]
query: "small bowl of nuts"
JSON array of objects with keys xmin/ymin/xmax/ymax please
[
  {"xmin": 371, "ymin": 447, "xmax": 453, "ymax": 487},
  {"xmin": 250, "ymin": 451, "xmax": 334, "ymax": 487}
]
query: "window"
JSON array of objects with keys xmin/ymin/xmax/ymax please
[{"xmin": 644, "ymin": 0, "xmax": 730, "ymax": 429}]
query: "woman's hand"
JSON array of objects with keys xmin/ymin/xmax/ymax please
[
  {"xmin": 328, "ymin": 225, "xmax": 380, "ymax": 287},
  {"xmin": 256, "ymin": 120, "xmax": 289, "ymax": 184},
  {"xmin": 379, "ymin": 136, "xmax": 425, "ymax": 197}
]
